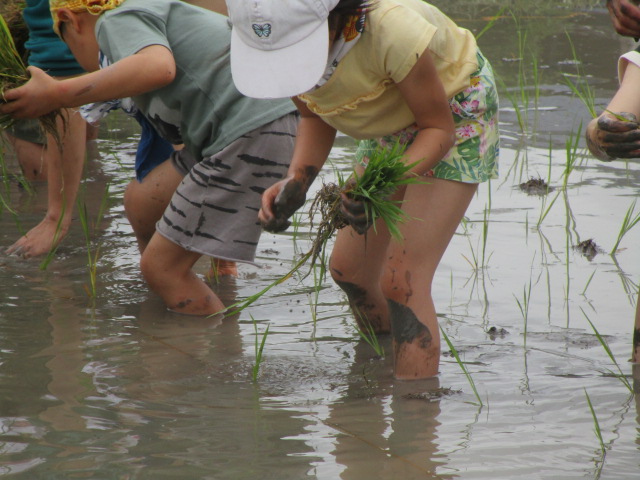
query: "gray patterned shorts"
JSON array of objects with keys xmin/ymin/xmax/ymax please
[{"xmin": 156, "ymin": 112, "xmax": 298, "ymax": 265}]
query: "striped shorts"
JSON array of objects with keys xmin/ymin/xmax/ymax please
[{"xmin": 155, "ymin": 112, "xmax": 298, "ymax": 265}]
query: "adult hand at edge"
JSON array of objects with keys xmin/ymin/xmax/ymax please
[
  {"xmin": 607, "ymin": 0, "xmax": 640, "ymax": 37},
  {"xmin": 586, "ymin": 111, "xmax": 640, "ymax": 161}
]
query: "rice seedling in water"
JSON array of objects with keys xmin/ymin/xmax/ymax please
[
  {"xmin": 0, "ymin": 14, "xmax": 62, "ymax": 144},
  {"xmin": 581, "ymin": 269, "xmax": 597, "ymax": 296},
  {"xmin": 610, "ymin": 198, "xmax": 640, "ymax": 255},
  {"xmin": 474, "ymin": 6, "xmax": 506, "ymax": 41},
  {"xmin": 563, "ymin": 32, "xmax": 597, "ymax": 119},
  {"xmin": 251, "ymin": 315, "xmax": 270, "ymax": 382},
  {"xmin": 225, "ymin": 141, "xmax": 422, "ymax": 315},
  {"xmin": 77, "ymin": 184, "xmax": 110, "ymax": 299},
  {"xmin": 514, "ymin": 278, "xmax": 532, "ymax": 348},
  {"xmin": 584, "ymin": 388, "xmax": 606, "ymax": 457},
  {"xmin": 354, "ymin": 316, "xmax": 384, "ymax": 357},
  {"xmin": 582, "ymin": 309, "xmax": 633, "ymax": 393},
  {"xmin": 440, "ymin": 326, "xmax": 483, "ymax": 407},
  {"xmin": 462, "ymin": 206, "xmax": 493, "ymax": 272}
]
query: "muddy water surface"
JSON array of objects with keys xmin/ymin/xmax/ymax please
[{"xmin": 1, "ymin": 3, "xmax": 639, "ymax": 479}]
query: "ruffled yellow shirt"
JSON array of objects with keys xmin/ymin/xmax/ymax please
[{"xmin": 298, "ymin": 0, "xmax": 478, "ymax": 139}]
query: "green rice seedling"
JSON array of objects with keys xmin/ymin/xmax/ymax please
[
  {"xmin": 480, "ymin": 206, "xmax": 491, "ymax": 269},
  {"xmin": 582, "ymin": 309, "xmax": 633, "ymax": 393},
  {"xmin": 207, "ymin": 258, "xmax": 221, "ymax": 284},
  {"xmin": 563, "ymin": 33, "xmax": 597, "ymax": 119},
  {"xmin": 581, "ymin": 269, "xmax": 597, "ymax": 296},
  {"xmin": 78, "ymin": 201, "xmax": 100, "ymax": 299},
  {"xmin": 474, "ymin": 6, "xmax": 506, "ymax": 41},
  {"xmin": 440, "ymin": 326, "xmax": 483, "ymax": 407},
  {"xmin": 354, "ymin": 316, "xmax": 384, "ymax": 357},
  {"xmin": 76, "ymin": 184, "xmax": 110, "ymax": 298},
  {"xmin": 536, "ymin": 190, "xmax": 560, "ymax": 228},
  {"xmin": 344, "ymin": 141, "xmax": 422, "ymax": 239},
  {"xmin": 462, "ymin": 208, "xmax": 492, "ymax": 271},
  {"xmin": 514, "ymin": 279, "xmax": 532, "ymax": 348},
  {"xmin": 225, "ymin": 141, "xmax": 423, "ymax": 316},
  {"xmin": 610, "ymin": 199, "xmax": 640, "ymax": 255},
  {"xmin": 496, "ymin": 12, "xmax": 544, "ymax": 136},
  {"xmin": 563, "ymin": 124, "xmax": 582, "ymax": 188},
  {"xmin": 0, "ymin": 14, "xmax": 62, "ymax": 144},
  {"xmin": 0, "ymin": 0, "xmax": 27, "ymax": 60},
  {"xmin": 251, "ymin": 315, "xmax": 270, "ymax": 382},
  {"xmin": 584, "ymin": 388, "xmax": 607, "ymax": 457}
]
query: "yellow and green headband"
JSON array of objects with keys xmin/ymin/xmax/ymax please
[{"xmin": 50, "ymin": 0, "xmax": 125, "ymax": 36}]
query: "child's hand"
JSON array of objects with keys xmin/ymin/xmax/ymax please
[
  {"xmin": 339, "ymin": 178, "xmax": 374, "ymax": 235},
  {"xmin": 5, "ymin": 216, "xmax": 69, "ymax": 259},
  {"xmin": 586, "ymin": 112, "xmax": 640, "ymax": 162},
  {"xmin": 259, "ymin": 176, "xmax": 309, "ymax": 232},
  {"xmin": 0, "ymin": 67, "xmax": 61, "ymax": 119}
]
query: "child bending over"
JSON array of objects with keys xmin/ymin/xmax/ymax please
[
  {"xmin": 226, "ymin": 0, "xmax": 499, "ymax": 379},
  {"xmin": 1, "ymin": 0, "xmax": 297, "ymax": 316}
]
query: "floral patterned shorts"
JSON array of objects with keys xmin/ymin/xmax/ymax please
[{"xmin": 356, "ymin": 50, "xmax": 499, "ymax": 183}]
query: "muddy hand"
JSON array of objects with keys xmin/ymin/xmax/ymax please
[
  {"xmin": 260, "ymin": 176, "xmax": 308, "ymax": 233},
  {"xmin": 339, "ymin": 178, "xmax": 373, "ymax": 235},
  {"xmin": 586, "ymin": 112, "xmax": 640, "ymax": 161}
]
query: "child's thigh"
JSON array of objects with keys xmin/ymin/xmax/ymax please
[
  {"xmin": 388, "ymin": 179, "xmax": 477, "ymax": 275},
  {"xmin": 330, "ymin": 221, "xmax": 391, "ymax": 284}
]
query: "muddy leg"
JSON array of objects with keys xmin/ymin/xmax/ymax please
[
  {"xmin": 382, "ymin": 178, "xmax": 477, "ymax": 380},
  {"xmin": 333, "ymin": 277, "xmax": 390, "ymax": 334},
  {"xmin": 633, "ymin": 295, "xmax": 640, "ymax": 362}
]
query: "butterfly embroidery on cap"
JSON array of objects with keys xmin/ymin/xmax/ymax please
[{"xmin": 252, "ymin": 23, "xmax": 272, "ymax": 38}]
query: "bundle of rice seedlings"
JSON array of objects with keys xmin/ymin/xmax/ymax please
[
  {"xmin": 226, "ymin": 141, "xmax": 424, "ymax": 315},
  {"xmin": 306, "ymin": 140, "xmax": 421, "ymax": 266},
  {"xmin": 0, "ymin": 0, "xmax": 27, "ymax": 61},
  {"xmin": 0, "ymin": 14, "xmax": 62, "ymax": 143}
]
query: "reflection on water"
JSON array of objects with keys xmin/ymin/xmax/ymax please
[{"xmin": 1, "ymin": 3, "xmax": 640, "ymax": 479}]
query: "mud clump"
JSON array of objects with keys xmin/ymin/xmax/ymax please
[
  {"xmin": 572, "ymin": 238, "xmax": 602, "ymax": 261},
  {"xmin": 519, "ymin": 177, "xmax": 553, "ymax": 196}
]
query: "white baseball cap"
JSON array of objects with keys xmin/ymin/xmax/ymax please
[{"xmin": 226, "ymin": 0, "xmax": 340, "ymax": 99}]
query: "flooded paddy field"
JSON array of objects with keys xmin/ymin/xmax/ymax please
[{"xmin": 1, "ymin": 1, "xmax": 639, "ymax": 478}]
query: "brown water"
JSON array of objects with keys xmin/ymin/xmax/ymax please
[{"xmin": 1, "ymin": 2, "xmax": 639, "ymax": 479}]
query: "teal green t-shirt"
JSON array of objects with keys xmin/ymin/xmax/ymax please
[
  {"xmin": 23, "ymin": 0, "xmax": 84, "ymax": 75},
  {"xmin": 96, "ymin": 0, "xmax": 294, "ymax": 160}
]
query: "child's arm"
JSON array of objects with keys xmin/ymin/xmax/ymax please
[
  {"xmin": 0, "ymin": 45, "xmax": 176, "ymax": 119},
  {"xmin": 258, "ymin": 97, "xmax": 336, "ymax": 232},
  {"xmin": 586, "ymin": 60, "xmax": 640, "ymax": 161},
  {"xmin": 395, "ymin": 48, "xmax": 456, "ymax": 175}
]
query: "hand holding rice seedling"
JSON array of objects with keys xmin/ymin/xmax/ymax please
[
  {"xmin": 0, "ymin": 13, "xmax": 62, "ymax": 142},
  {"xmin": 0, "ymin": 0, "xmax": 27, "ymax": 60},
  {"xmin": 228, "ymin": 141, "xmax": 425, "ymax": 314}
]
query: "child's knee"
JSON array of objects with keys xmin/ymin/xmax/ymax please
[{"xmin": 140, "ymin": 250, "xmax": 164, "ymax": 288}]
